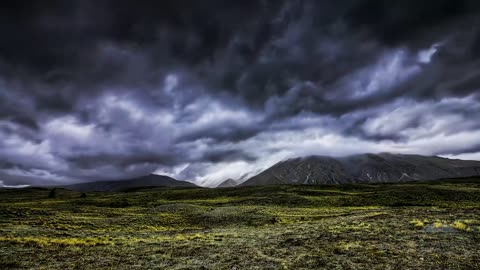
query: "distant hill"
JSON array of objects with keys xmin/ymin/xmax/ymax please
[
  {"xmin": 216, "ymin": 179, "xmax": 238, "ymax": 188},
  {"xmin": 240, "ymin": 153, "xmax": 480, "ymax": 186},
  {"xmin": 64, "ymin": 174, "xmax": 198, "ymax": 192}
]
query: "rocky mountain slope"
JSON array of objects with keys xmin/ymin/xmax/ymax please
[
  {"xmin": 216, "ymin": 179, "xmax": 238, "ymax": 188},
  {"xmin": 241, "ymin": 153, "xmax": 480, "ymax": 186}
]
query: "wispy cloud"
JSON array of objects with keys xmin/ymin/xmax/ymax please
[{"xmin": 1, "ymin": 1, "xmax": 480, "ymax": 186}]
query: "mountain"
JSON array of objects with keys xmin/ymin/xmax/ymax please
[
  {"xmin": 64, "ymin": 174, "xmax": 198, "ymax": 192},
  {"xmin": 216, "ymin": 178, "xmax": 238, "ymax": 188},
  {"xmin": 240, "ymin": 153, "xmax": 480, "ymax": 186}
]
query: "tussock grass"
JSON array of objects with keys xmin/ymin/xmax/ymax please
[{"xmin": 0, "ymin": 178, "xmax": 479, "ymax": 269}]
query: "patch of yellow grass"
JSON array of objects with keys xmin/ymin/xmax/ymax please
[
  {"xmin": 410, "ymin": 219, "xmax": 425, "ymax": 228},
  {"xmin": 452, "ymin": 221, "xmax": 470, "ymax": 232},
  {"xmin": 0, "ymin": 236, "xmax": 114, "ymax": 246},
  {"xmin": 173, "ymin": 233, "xmax": 213, "ymax": 241},
  {"xmin": 433, "ymin": 222, "xmax": 444, "ymax": 229},
  {"xmin": 334, "ymin": 241, "xmax": 363, "ymax": 253}
]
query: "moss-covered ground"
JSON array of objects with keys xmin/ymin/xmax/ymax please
[{"xmin": 0, "ymin": 178, "xmax": 479, "ymax": 269}]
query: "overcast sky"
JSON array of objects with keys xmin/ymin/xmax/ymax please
[{"xmin": 1, "ymin": 0, "xmax": 480, "ymax": 187}]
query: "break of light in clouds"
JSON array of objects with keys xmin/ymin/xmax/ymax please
[
  {"xmin": 0, "ymin": 180, "xmax": 29, "ymax": 189},
  {"xmin": 1, "ymin": 0, "xmax": 480, "ymax": 187}
]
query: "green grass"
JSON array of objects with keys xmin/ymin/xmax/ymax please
[{"xmin": 0, "ymin": 178, "xmax": 479, "ymax": 269}]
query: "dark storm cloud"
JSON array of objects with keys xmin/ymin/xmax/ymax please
[{"xmin": 1, "ymin": 0, "xmax": 480, "ymax": 186}]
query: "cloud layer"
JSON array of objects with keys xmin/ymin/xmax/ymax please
[{"xmin": 1, "ymin": 0, "xmax": 480, "ymax": 186}]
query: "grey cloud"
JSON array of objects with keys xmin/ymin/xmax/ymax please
[{"xmin": 1, "ymin": 1, "xmax": 480, "ymax": 186}]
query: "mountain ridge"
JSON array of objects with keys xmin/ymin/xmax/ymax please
[
  {"xmin": 63, "ymin": 174, "xmax": 198, "ymax": 192},
  {"xmin": 240, "ymin": 153, "xmax": 480, "ymax": 186},
  {"xmin": 216, "ymin": 178, "xmax": 238, "ymax": 188}
]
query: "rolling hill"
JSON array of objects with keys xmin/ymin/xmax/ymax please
[{"xmin": 64, "ymin": 174, "xmax": 197, "ymax": 192}]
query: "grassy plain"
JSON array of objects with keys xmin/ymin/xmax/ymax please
[{"xmin": 0, "ymin": 178, "xmax": 479, "ymax": 269}]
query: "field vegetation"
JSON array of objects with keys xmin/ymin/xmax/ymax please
[{"xmin": 0, "ymin": 178, "xmax": 479, "ymax": 269}]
